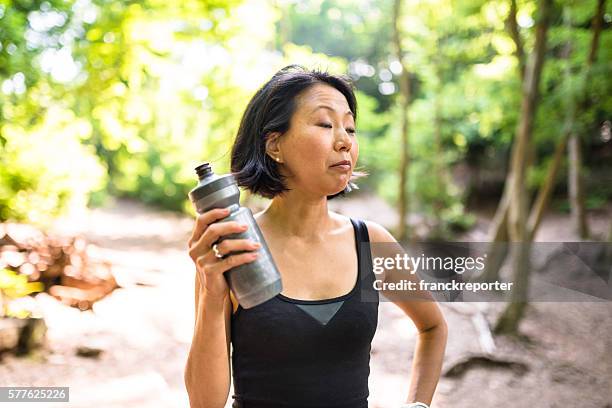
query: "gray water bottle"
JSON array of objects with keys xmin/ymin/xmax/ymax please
[{"xmin": 188, "ymin": 162, "xmax": 282, "ymax": 309}]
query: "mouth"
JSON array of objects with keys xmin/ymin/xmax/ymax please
[
  {"xmin": 330, "ymin": 160, "xmax": 351, "ymax": 169},
  {"xmin": 329, "ymin": 160, "xmax": 351, "ymax": 172}
]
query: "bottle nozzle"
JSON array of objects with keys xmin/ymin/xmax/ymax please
[{"xmin": 195, "ymin": 163, "xmax": 213, "ymax": 180}]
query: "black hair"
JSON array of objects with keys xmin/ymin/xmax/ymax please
[{"xmin": 230, "ymin": 64, "xmax": 364, "ymax": 200}]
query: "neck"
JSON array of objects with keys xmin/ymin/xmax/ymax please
[{"xmin": 259, "ymin": 190, "xmax": 333, "ymax": 240}]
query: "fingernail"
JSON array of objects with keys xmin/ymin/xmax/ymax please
[
  {"xmin": 241, "ymin": 224, "xmax": 248, "ymax": 230},
  {"xmin": 252, "ymin": 242, "xmax": 261, "ymax": 249}
]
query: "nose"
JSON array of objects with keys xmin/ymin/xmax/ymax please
[{"xmin": 334, "ymin": 128, "xmax": 352, "ymax": 152}]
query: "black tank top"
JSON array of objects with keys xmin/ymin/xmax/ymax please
[{"xmin": 230, "ymin": 218, "xmax": 379, "ymax": 408}]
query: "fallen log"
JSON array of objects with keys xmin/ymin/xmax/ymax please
[{"xmin": 1, "ymin": 223, "xmax": 118, "ymax": 312}]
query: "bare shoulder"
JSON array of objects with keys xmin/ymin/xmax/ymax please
[
  {"xmin": 326, "ymin": 212, "xmax": 399, "ymax": 243},
  {"xmin": 327, "ymin": 212, "xmax": 397, "ymax": 242},
  {"xmin": 363, "ymin": 220, "xmax": 397, "ymax": 243}
]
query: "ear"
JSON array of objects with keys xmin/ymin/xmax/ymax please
[{"xmin": 265, "ymin": 131, "xmax": 283, "ymax": 163}]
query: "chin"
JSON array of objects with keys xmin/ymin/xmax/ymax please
[
  {"xmin": 317, "ymin": 175, "xmax": 350, "ymax": 196},
  {"xmin": 328, "ymin": 183, "xmax": 348, "ymax": 196}
]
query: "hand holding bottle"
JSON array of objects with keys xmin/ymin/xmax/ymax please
[
  {"xmin": 188, "ymin": 162, "xmax": 282, "ymax": 308},
  {"xmin": 187, "ymin": 207, "xmax": 261, "ymax": 302}
]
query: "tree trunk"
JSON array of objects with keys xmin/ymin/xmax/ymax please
[
  {"xmin": 605, "ymin": 218, "xmax": 612, "ymax": 293},
  {"xmin": 433, "ymin": 93, "xmax": 443, "ymax": 213},
  {"xmin": 527, "ymin": 133, "xmax": 568, "ymax": 240},
  {"xmin": 568, "ymin": 133, "xmax": 589, "ymax": 238},
  {"xmin": 482, "ymin": 179, "xmax": 510, "ymax": 282},
  {"xmin": 432, "ymin": 48, "xmax": 447, "ymax": 228},
  {"xmin": 566, "ymin": 0, "xmax": 604, "ymax": 239},
  {"xmin": 483, "ymin": 143, "xmax": 539, "ymax": 282},
  {"xmin": 494, "ymin": 242, "xmax": 530, "ymax": 335},
  {"xmin": 483, "ymin": 0, "xmax": 529, "ymax": 281},
  {"xmin": 496, "ymin": 0, "xmax": 552, "ymax": 335},
  {"xmin": 506, "ymin": 0, "xmax": 525, "ymax": 81},
  {"xmin": 392, "ymin": 0, "xmax": 412, "ymax": 241},
  {"xmin": 491, "ymin": 0, "xmax": 606, "ymax": 283},
  {"xmin": 526, "ymin": 13, "xmax": 573, "ymax": 241}
]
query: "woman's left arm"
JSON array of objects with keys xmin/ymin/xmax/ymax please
[{"xmin": 366, "ymin": 221, "xmax": 448, "ymax": 407}]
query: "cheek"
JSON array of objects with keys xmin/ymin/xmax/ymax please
[{"xmin": 290, "ymin": 134, "xmax": 330, "ymax": 164}]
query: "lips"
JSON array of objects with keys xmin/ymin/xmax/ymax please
[{"xmin": 330, "ymin": 160, "xmax": 351, "ymax": 168}]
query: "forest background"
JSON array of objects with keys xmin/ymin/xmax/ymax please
[{"xmin": 1, "ymin": 0, "xmax": 610, "ymax": 407}]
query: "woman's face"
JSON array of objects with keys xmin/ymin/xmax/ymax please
[{"xmin": 276, "ymin": 83, "xmax": 358, "ymax": 198}]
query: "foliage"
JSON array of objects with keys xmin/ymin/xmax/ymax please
[
  {"xmin": 0, "ymin": 0, "xmax": 610, "ymax": 238},
  {"xmin": 0, "ymin": 268, "xmax": 44, "ymax": 318},
  {"xmin": 0, "ymin": 103, "xmax": 107, "ymax": 225}
]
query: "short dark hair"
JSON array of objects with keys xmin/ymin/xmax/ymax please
[{"xmin": 230, "ymin": 65, "xmax": 364, "ymax": 200}]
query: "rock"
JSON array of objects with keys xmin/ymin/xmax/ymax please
[
  {"xmin": 75, "ymin": 345, "xmax": 103, "ymax": 358},
  {"xmin": 16, "ymin": 317, "xmax": 47, "ymax": 356},
  {"xmin": 0, "ymin": 317, "xmax": 47, "ymax": 356},
  {"xmin": 0, "ymin": 317, "xmax": 27, "ymax": 351}
]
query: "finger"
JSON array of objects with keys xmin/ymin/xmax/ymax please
[
  {"xmin": 217, "ymin": 239, "xmax": 261, "ymax": 256},
  {"xmin": 188, "ymin": 207, "xmax": 231, "ymax": 247},
  {"xmin": 189, "ymin": 207, "xmax": 231, "ymax": 247},
  {"xmin": 199, "ymin": 221, "xmax": 249, "ymax": 250},
  {"xmin": 189, "ymin": 221, "xmax": 248, "ymax": 262},
  {"xmin": 208, "ymin": 252, "xmax": 259, "ymax": 276}
]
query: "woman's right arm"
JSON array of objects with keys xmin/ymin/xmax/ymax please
[
  {"xmin": 185, "ymin": 277, "xmax": 232, "ymax": 408},
  {"xmin": 184, "ymin": 208, "xmax": 260, "ymax": 408}
]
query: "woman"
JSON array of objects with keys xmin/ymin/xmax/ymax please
[{"xmin": 185, "ymin": 65, "xmax": 447, "ymax": 408}]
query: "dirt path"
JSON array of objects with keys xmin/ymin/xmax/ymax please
[{"xmin": 0, "ymin": 196, "xmax": 610, "ymax": 407}]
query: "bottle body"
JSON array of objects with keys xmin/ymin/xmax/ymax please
[
  {"xmin": 188, "ymin": 163, "xmax": 282, "ymax": 309},
  {"xmin": 220, "ymin": 206, "xmax": 283, "ymax": 308}
]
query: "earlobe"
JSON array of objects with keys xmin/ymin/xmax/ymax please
[{"xmin": 265, "ymin": 132, "xmax": 283, "ymax": 163}]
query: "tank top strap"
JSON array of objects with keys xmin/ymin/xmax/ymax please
[
  {"xmin": 350, "ymin": 217, "xmax": 371, "ymax": 244},
  {"xmin": 349, "ymin": 218, "xmax": 378, "ymax": 302},
  {"xmin": 349, "ymin": 218, "xmax": 372, "ymax": 277}
]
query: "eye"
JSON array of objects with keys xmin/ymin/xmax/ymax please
[{"xmin": 318, "ymin": 123, "xmax": 357, "ymax": 134}]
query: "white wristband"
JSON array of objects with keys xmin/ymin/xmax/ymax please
[{"xmin": 400, "ymin": 403, "xmax": 430, "ymax": 408}]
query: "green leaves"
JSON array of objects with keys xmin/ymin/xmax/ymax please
[
  {"xmin": 1, "ymin": 0, "xmax": 609, "ymax": 229},
  {"xmin": 0, "ymin": 268, "xmax": 43, "ymax": 299},
  {"xmin": 0, "ymin": 268, "xmax": 44, "ymax": 318}
]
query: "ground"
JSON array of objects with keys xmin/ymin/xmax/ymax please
[{"xmin": 0, "ymin": 195, "xmax": 610, "ymax": 407}]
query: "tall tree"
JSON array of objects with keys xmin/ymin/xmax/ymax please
[
  {"xmin": 529, "ymin": 0, "xmax": 605, "ymax": 239},
  {"xmin": 567, "ymin": 0, "xmax": 604, "ymax": 239},
  {"xmin": 481, "ymin": 0, "xmax": 527, "ymax": 282},
  {"xmin": 484, "ymin": 0, "xmax": 607, "ymax": 285},
  {"xmin": 495, "ymin": 0, "xmax": 553, "ymax": 335},
  {"xmin": 392, "ymin": 0, "xmax": 412, "ymax": 241}
]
